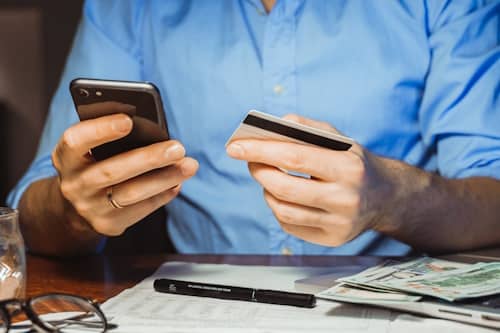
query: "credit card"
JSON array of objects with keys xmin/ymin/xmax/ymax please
[{"xmin": 226, "ymin": 110, "xmax": 354, "ymax": 151}]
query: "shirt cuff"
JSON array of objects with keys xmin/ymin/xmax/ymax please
[{"xmin": 6, "ymin": 155, "xmax": 57, "ymax": 209}]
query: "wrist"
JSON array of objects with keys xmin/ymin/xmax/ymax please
[
  {"xmin": 19, "ymin": 177, "xmax": 103, "ymax": 256},
  {"xmin": 371, "ymin": 157, "xmax": 433, "ymax": 235},
  {"xmin": 49, "ymin": 177, "xmax": 102, "ymax": 239}
]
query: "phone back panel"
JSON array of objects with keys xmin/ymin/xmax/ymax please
[{"xmin": 70, "ymin": 79, "xmax": 169, "ymax": 161}]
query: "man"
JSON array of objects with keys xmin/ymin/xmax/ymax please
[{"xmin": 8, "ymin": 0, "xmax": 500, "ymax": 256}]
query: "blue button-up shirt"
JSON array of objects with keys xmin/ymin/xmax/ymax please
[{"xmin": 8, "ymin": 0, "xmax": 500, "ymax": 255}]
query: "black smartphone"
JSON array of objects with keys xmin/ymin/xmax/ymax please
[{"xmin": 70, "ymin": 78, "xmax": 169, "ymax": 161}]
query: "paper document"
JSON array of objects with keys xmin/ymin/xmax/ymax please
[
  {"xmin": 131, "ymin": 261, "xmax": 334, "ymax": 291},
  {"xmin": 96, "ymin": 261, "xmax": 495, "ymax": 332},
  {"xmin": 103, "ymin": 287, "xmax": 392, "ymax": 333},
  {"xmin": 100, "ymin": 262, "xmax": 394, "ymax": 332}
]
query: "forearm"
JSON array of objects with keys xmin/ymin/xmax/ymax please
[
  {"xmin": 376, "ymin": 160, "xmax": 500, "ymax": 254},
  {"xmin": 18, "ymin": 177, "xmax": 104, "ymax": 257}
]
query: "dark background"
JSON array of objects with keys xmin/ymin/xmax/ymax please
[{"xmin": 0, "ymin": 0, "xmax": 83, "ymax": 204}]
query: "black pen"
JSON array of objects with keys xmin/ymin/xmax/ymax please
[{"xmin": 154, "ymin": 278, "xmax": 316, "ymax": 308}]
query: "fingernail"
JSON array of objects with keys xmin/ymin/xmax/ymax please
[
  {"xmin": 113, "ymin": 116, "xmax": 132, "ymax": 133},
  {"xmin": 226, "ymin": 143, "xmax": 244, "ymax": 158},
  {"xmin": 180, "ymin": 159, "xmax": 198, "ymax": 176},
  {"xmin": 165, "ymin": 144, "xmax": 185, "ymax": 160},
  {"xmin": 170, "ymin": 184, "xmax": 182, "ymax": 193}
]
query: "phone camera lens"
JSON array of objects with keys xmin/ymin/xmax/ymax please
[{"xmin": 79, "ymin": 88, "xmax": 90, "ymax": 97}]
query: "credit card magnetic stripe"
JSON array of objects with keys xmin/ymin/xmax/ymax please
[{"xmin": 243, "ymin": 114, "xmax": 352, "ymax": 151}]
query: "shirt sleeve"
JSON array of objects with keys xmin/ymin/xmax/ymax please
[
  {"xmin": 419, "ymin": 0, "xmax": 500, "ymax": 179},
  {"xmin": 7, "ymin": 0, "xmax": 145, "ymax": 208}
]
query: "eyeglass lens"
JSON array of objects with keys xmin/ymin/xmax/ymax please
[
  {"xmin": 30, "ymin": 294, "xmax": 106, "ymax": 332},
  {"xmin": 6, "ymin": 294, "xmax": 107, "ymax": 332}
]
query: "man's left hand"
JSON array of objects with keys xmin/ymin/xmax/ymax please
[{"xmin": 226, "ymin": 114, "xmax": 404, "ymax": 247}]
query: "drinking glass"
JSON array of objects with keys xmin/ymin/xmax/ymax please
[{"xmin": 0, "ymin": 208, "xmax": 26, "ymax": 300}]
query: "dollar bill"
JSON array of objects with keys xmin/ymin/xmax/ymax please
[
  {"xmin": 317, "ymin": 283, "xmax": 422, "ymax": 304},
  {"xmin": 381, "ymin": 262, "xmax": 500, "ymax": 302},
  {"xmin": 338, "ymin": 257, "xmax": 467, "ymax": 293}
]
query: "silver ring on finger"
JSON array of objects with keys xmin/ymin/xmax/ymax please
[{"xmin": 106, "ymin": 186, "xmax": 125, "ymax": 209}]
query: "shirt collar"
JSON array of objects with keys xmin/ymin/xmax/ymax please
[
  {"xmin": 244, "ymin": 0, "xmax": 304, "ymax": 16},
  {"xmin": 244, "ymin": 0, "xmax": 266, "ymax": 14}
]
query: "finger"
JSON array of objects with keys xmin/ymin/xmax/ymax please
[
  {"xmin": 79, "ymin": 140, "xmax": 189, "ymax": 190},
  {"xmin": 95, "ymin": 185, "xmax": 181, "ymax": 236},
  {"xmin": 264, "ymin": 189, "xmax": 330, "ymax": 228},
  {"xmin": 229, "ymin": 139, "xmax": 361, "ymax": 181},
  {"xmin": 110, "ymin": 158, "xmax": 198, "ymax": 206},
  {"xmin": 251, "ymin": 162, "xmax": 331, "ymax": 210},
  {"xmin": 53, "ymin": 113, "xmax": 132, "ymax": 171},
  {"xmin": 251, "ymin": 162, "xmax": 359, "ymax": 212},
  {"xmin": 279, "ymin": 221, "xmax": 354, "ymax": 247},
  {"xmin": 282, "ymin": 114, "xmax": 342, "ymax": 134},
  {"xmin": 279, "ymin": 222, "xmax": 329, "ymax": 245}
]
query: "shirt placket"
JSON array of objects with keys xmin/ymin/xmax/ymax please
[{"xmin": 262, "ymin": 0, "xmax": 304, "ymax": 255}]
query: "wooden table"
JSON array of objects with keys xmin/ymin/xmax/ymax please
[
  {"xmin": 26, "ymin": 249, "xmax": 500, "ymax": 302},
  {"xmin": 26, "ymin": 254, "xmax": 384, "ymax": 302}
]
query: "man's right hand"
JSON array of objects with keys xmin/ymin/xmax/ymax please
[{"xmin": 51, "ymin": 113, "xmax": 198, "ymax": 236}]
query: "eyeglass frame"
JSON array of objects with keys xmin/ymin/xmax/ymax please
[{"xmin": 0, "ymin": 292, "xmax": 110, "ymax": 332}]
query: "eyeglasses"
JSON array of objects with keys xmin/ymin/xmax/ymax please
[{"xmin": 0, "ymin": 293, "xmax": 114, "ymax": 332}]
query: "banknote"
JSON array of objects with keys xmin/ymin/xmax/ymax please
[
  {"xmin": 382, "ymin": 262, "xmax": 500, "ymax": 302},
  {"xmin": 317, "ymin": 283, "xmax": 422, "ymax": 304},
  {"xmin": 338, "ymin": 257, "xmax": 467, "ymax": 293}
]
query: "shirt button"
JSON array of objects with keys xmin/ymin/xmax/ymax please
[
  {"xmin": 281, "ymin": 247, "xmax": 293, "ymax": 255},
  {"xmin": 273, "ymin": 84, "xmax": 284, "ymax": 95}
]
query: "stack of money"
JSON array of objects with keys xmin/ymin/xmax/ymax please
[
  {"xmin": 382, "ymin": 262, "xmax": 500, "ymax": 302},
  {"xmin": 317, "ymin": 257, "xmax": 500, "ymax": 304}
]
